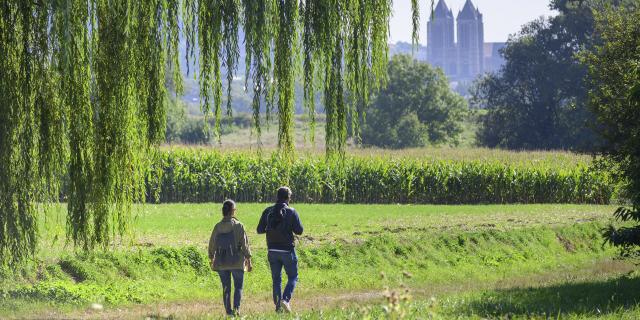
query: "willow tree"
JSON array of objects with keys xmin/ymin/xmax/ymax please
[
  {"xmin": 0, "ymin": 0, "xmax": 427, "ymax": 264},
  {"xmin": 0, "ymin": 1, "xmax": 67, "ymax": 265}
]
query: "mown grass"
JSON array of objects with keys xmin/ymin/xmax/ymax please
[
  {"xmin": 36, "ymin": 203, "xmax": 617, "ymax": 256},
  {"xmin": 1, "ymin": 203, "xmax": 635, "ymax": 319}
]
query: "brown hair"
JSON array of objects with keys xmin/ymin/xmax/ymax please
[
  {"xmin": 222, "ymin": 199, "xmax": 236, "ymax": 216},
  {"xmin": 277, "ymin": 186, "xmax": 292, "ymax": 202}
]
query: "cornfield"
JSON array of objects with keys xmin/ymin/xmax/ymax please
[{"xmin": 140, "ymin": 150, "xmax": 614, "ymax": 204}]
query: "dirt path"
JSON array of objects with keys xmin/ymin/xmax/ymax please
[{"xmin": 35, "ymin": 259, "xmax": 635, "ymax": 320}]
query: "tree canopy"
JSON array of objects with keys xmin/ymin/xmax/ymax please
[
  {"xmin": 472, "ymin": 0, "xmax": 603, "ymax": 150},
  {"xmin": 360, "ymin": 55, "xmax": 466, "ymax": 149},
  {"xmin": 583, "ymin": 5, "xmax": 640, "ymax": 256},
  {"xmin": 0, "ymin": 0, "xmax": 425, "ymax": 264}
]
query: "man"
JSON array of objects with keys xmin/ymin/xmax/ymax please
[
  {"xmin": 208, "ymin": 199, "xmax": 252, "ymax": 316},
  {"xmin": 257, "ymin": 186, "xmax": 304, "ymax": 313}
]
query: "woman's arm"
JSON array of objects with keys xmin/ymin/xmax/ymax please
[
  {"xmin": 208, "ymin": 225, "xmax": 218, "ymax": 260},
  {"xmin": 239, "ymin": 223, "xmax": 252, "ymax": 258}
]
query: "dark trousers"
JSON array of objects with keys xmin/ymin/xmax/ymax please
[
  {"xmin": 268, "ymin": 250, "xmax": 298, "ymax": 310},
  {"xmin": 217, "ymin": 269, "xmax": 244, "ymax": 315}
]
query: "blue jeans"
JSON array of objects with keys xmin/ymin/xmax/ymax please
[
  {"xmin": 268, "ymin": 250, "xmax": 298, "ymax": 309},
  {"xmin": 217, "ymin": 269, "xmax": 244, "ymax": 315}
]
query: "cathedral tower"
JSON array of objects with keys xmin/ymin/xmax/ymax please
[
  {"xmin": 427, "ymin": 0, "xmax": 456, "ymax": 76},
  {"xmin": 456, "ymin": 0, "xmax": 484, "ymax": 80}
]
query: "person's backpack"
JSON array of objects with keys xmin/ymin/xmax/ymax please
[
  {"xmin": 213, "ymin": 231, "xmax": 243, "ymax": 268},
  {"xmin": 265, "ymin": 205, "xmax": 289, "ymax": 242}
]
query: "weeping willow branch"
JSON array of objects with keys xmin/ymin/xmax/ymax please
[
  {"xmin": 0, "ymin": 1, "xmax": 66, "ymax": 265},
  {"xmin": 55, "ymin": 0, "xmax": 93, "ymax": 250},
  {"xmin": 0, "ymin": 0, "xmax": 424, "ymax": 263},
  {"xmin": 57, "ymin": 0, "xmax": 180, "ymax": 250}
]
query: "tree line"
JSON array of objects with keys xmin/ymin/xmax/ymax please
[{"xmin": 473, "ymin": 0, "xmax": 640, "ymax": 255}]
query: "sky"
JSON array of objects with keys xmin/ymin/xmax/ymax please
[{"xmin": 390, "ymin": 0, "xmax": 557, "ymax": 44}]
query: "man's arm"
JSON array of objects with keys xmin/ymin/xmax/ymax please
[
  {"xmin": 256, "ymin": 209, "xmax": 268, "ymax": 234},
  {"xmin": 292, "ymin": 210, "xmax": 304, "ymax": 235}
]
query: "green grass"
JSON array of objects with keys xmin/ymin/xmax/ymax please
[
  {"xmin": 37, "ymin": 203, "xmax": 616, "ymax": 256},
  {"xmin": 2, "ymin": 203, "xmax": 638, "ymax": 319},
  {"xmin": 236, "ymin": 267, "xmax": 640, "ymax": 319}
]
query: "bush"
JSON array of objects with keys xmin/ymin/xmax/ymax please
[
  {"xmin": 361, "ymin": 55, "xmax": 467, "ymax": 148},
  {"xmin": 167, "ymin": 114, "xmax": 252, "ymax": 145},
  {"xmin": 179, "ymin": 118, "xmax": 211, "ymax": 144}
]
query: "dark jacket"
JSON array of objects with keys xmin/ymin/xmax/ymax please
[
  {"xmin": 208, "ymin": 216, "xmax": 252, "ymax": 271},
  {"xmin": 256, "ymin": 202, "xmax": 304, "ymax": 251}
]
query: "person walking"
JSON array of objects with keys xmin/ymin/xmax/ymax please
[
  {"xmin": 257, "ymin": 186, "xmax": 304, "ymax": 313},
  {"xmin": 208, "ymin": 200, "xmax": 252, "ymax": 317}
]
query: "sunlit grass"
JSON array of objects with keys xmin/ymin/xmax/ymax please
[
  {"xmin": 37, "ymin": 203, "xmax": 617, "ymax": 258},
  {"xmin": 2, "ymin": 203, "xmax": 633, "ymax": 319}
]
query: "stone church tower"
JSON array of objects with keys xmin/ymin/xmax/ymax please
[
  {"xmin": 456, "ymin": 0, "xmax": 484, "ymax": 80},
  {"xmin": 427, "ymin": 0, "xmax": 456, "ymax": 76}
]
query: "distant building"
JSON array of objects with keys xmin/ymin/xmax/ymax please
[
  {"xmin": 427, "ymin": 0, "xmax": 504, "ymax": 81},
  {"xmin": 456, "ymin": 0, "xmax": 484, "ymax": 80},
  {"xmin": 483, "ymin": 42, "xmax": 506, "ymax": 74},
  {"xmin": 388, "ymin": 42, "xmax": 427, "ymax": 61},
  {"xmin": 427, "ymin": 0, "xmax": 456, "ymax": 76}
]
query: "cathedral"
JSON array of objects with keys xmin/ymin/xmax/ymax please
[{"xmin": 427, "ymin": 0, "xmax": 489, "ymax": 81}]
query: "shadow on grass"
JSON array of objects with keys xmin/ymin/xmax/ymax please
[{"xmin": 460, "ymin": 274, "xmax": 640, "ymax": 317}]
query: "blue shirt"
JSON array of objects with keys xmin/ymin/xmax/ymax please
[{"xmin": 257, "ymin": 202, "xmax": 304, "ymax": 251}]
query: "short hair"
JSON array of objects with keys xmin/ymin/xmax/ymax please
[
  {"xmin": 222, "ymin": 199, "xmax": 236, "ymax": 216},
  {"xmin": 277, "ymin": 186, "xmax": 292, "ymax": 202}
]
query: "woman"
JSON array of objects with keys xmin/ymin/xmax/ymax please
[{"xmin": 208, "ymin": 199, "xmax": 253, "ymax": 316}]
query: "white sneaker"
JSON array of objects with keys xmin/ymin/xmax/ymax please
[{"xmin": 280, "ymin": 300, "xmax": 292, "ymax": 313}]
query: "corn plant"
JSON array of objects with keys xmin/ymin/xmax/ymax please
[{"xmin": 135, "ymin": 150, "xmax": 616, "ymax": 205}]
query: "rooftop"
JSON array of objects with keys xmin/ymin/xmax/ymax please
[
  {"xmin": 433, "ymin": 0, "xmax": 454, "ymax": 19},
  {"xmin": 458, "ymin": 0, "xmax": 482, "ymax": 20}
]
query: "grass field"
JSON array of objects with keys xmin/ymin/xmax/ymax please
[
  {"xmin": 166, "ymin": 111, "xmax": 592, "ymax": 170},
  {"xmin": 2, "ymin": 203, "xmax": 639, "ymax": 319}
]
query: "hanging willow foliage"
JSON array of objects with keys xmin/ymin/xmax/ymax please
[
  {"xmin": 0, "ymin": 1, "xmax": 66, "ymax": 265},
  {"xmin": 0, "ymin": 0, "xmax": 426, "ymax": 263}
]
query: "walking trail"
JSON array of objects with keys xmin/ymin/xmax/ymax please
[{"xmin": 33, "ymin": 259, "xmax": 634, "ymax": 320}]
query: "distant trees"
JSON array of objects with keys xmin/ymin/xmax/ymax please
[
  {"xmin": 360, "ymin": 55, "xmax": 467, "ymax": 149},
  {"xmin": 165, "ymin": 97, "xmax": 254, "ymax": 145},
  {"xmin": 473, "ymin": 0, "xmax": 602, "ymax": 150},
  {"xmin": 584, "ymin": 6, "xmax": 640, "ymax": 256}
]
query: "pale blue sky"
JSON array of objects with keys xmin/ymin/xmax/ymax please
[{"xmin": 390, "ymin": 0, "xmax": 557, "ymax": 43}]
